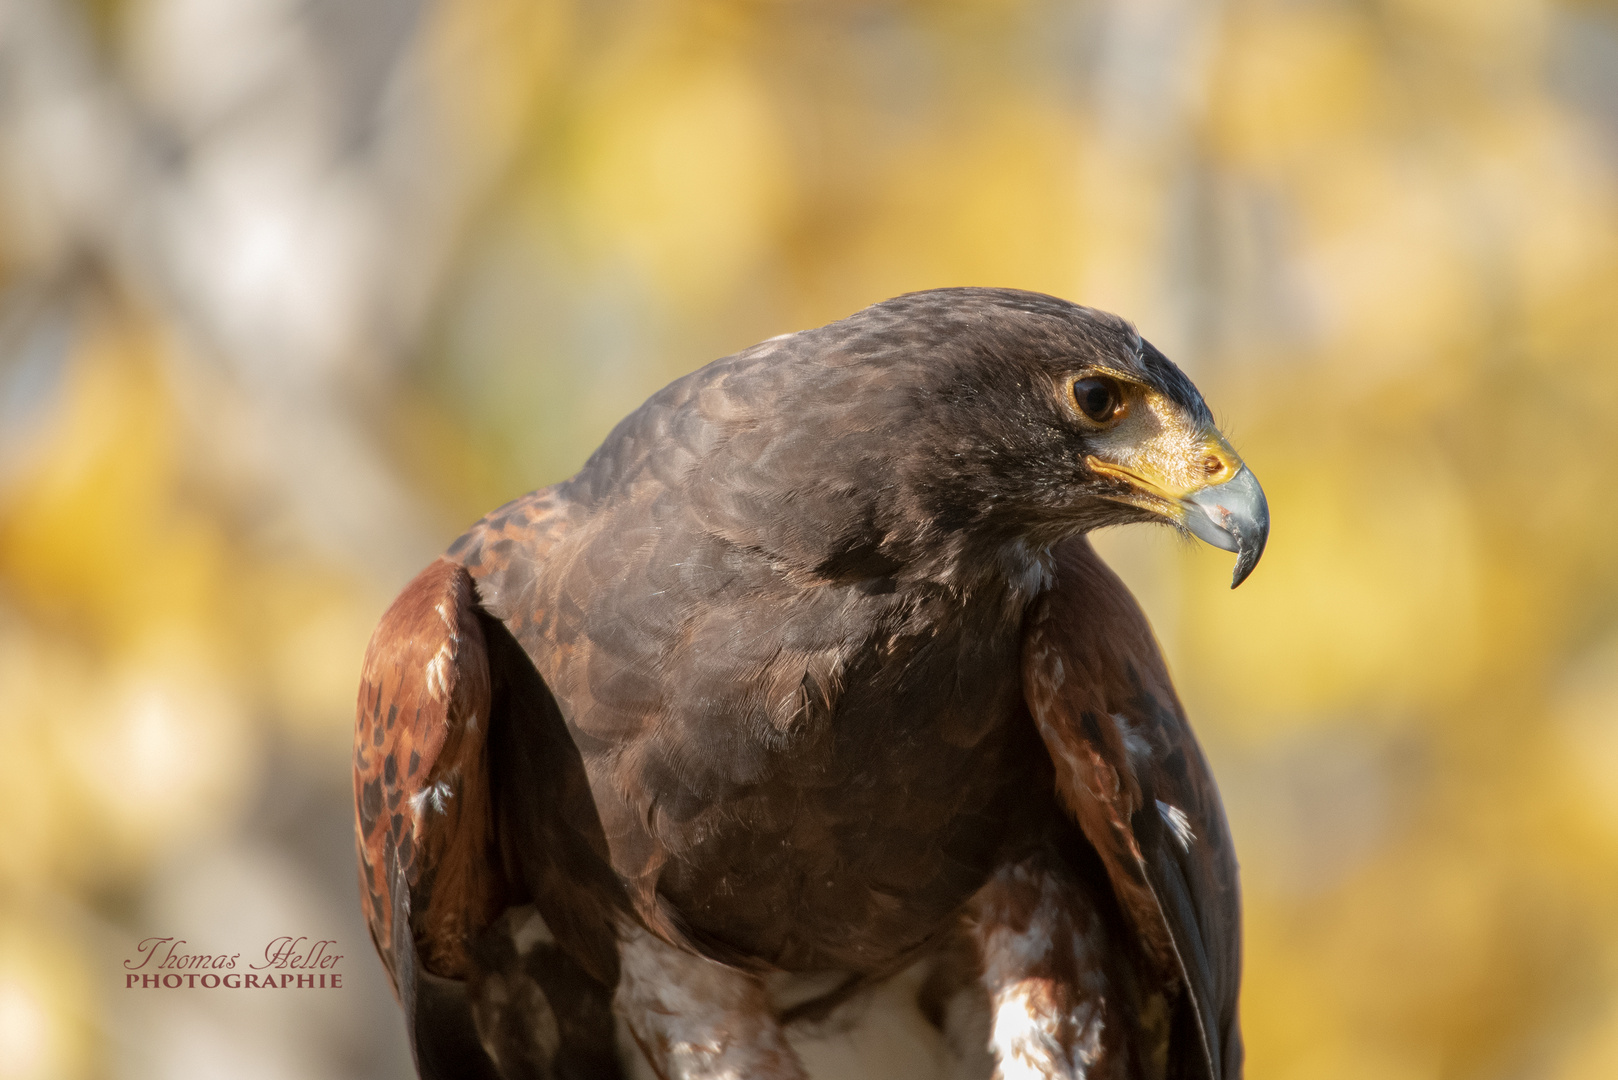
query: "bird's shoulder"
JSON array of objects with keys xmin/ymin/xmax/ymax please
[
  {"xmin": 1021, "ymin": 538, "xmax": 1242, "ymax": 1079},
  {"xmin": 354, "ymin": 557, "xmax": 505, "ymax": 987}
]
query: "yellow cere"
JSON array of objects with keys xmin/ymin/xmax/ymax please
[{"xmin": 1085, "ymin": 386, "xmax": 1241, "ymax": 515}]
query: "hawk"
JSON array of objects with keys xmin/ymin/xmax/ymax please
[{"xmin": 354, "ymin": 288, "xmax": 1266, "ymax": 1080}]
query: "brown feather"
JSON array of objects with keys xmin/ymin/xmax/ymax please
[
  {"xmin": 351, "ymin": 288, "xmax": 1253, "ymax": 1078},
  {"xmin": 1022, "ymin": 537, "xmax": 1244, "ymax": 1078},
  {"xmin": 353, "ymin": 558, "xmax": 506, "ymax": 985}
]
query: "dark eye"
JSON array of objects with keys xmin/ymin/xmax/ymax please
[{"xmin": 1072, "ymin": 377, "xmax": 1125, "ymax": 423}]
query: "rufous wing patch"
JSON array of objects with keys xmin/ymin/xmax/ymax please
[
  {"xmin": 1020, "ymin": 537, "xmax": 1244, "ymax": 1079},
  {"xmin": 1021, "ymin": 577, "xmax": 1172, "ymax": 975},
  {"xmin": 353, "ymin": 557, "xmax": 506, "ymax": 990}
]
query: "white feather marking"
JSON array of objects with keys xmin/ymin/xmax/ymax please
[
  {"xmin": 990, "ymin": 981, "xmax": 1062, "ymax": 1080},
  {"xmin": 1000, "ymin": 538, "xmax": 1055, "ymax": 597},
  {"xmin": 1156, "ymin": 800, "xmax": 1196, "ymax": 852},
  {"xmin": 615, "ymin": 924, "xmax": 801, "ymax": 1079},
  {"xmin": 425, "ymin": 641, "xmax": 454, "ymax": 702},
  {"xmin": 423, "ymin": 599, "xmax": 461, "ymax": 703},
  {"xmin": 511, "ymin": 908, "xmax": 556, "ymax": 954},
  {"xmin": 407, "ymin": 782, "xmax": 454, "ymax": 829},
  {"xmin": 1112, "ymin": 712, "xmax": 1152, "ymax": 764},
  {"xmin": 407, "ymin": 788, "xmax": 430, "ymax": 833},
  {"xmin": 978, "ymin": 862, "xmax": 1109, "ymax": 1079},
  {"xmin": 988, "ymin": 979, "xmax": 1103, "ymax": 1080}
]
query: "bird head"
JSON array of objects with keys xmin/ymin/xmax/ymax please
[
  {"xmin": 854, "ymin": 289, "xmax": 1270, "ymax": 588},
  {"xmin": 1047, "ymin": 344, "xmax": 1269, "ymax": 588}
]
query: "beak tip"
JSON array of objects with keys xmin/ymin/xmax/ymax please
[
  {"xmin": 1229, "ymin": 528, "xmax": 1267, "ymax": 589},
  {"xmin": 1185, "ymin": 464, "xmax": 1268, "ymax": 589}
]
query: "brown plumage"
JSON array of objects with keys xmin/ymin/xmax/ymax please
[{"xmin": 353, "ymin": 288, "xmax": 1267, "ymax": 1080}]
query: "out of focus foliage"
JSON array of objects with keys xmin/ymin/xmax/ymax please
[{"xmin": 1, "ymin": 1, "xmax": 1616, "ymax": 1078}]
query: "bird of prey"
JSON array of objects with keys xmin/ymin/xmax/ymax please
[{"xmin": 353, "ymin": 288, "xmax": 1266, "ymax": 1080}]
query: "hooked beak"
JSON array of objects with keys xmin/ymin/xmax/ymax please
[
  {"xmin": 1181, "ymin": 465, "xmax": 1269, "ymax": 588},
  {"xmin": 1085, "ymin": 430, "xmax": 1270, "ymax": 588}
]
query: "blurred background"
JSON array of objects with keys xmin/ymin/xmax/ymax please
[{"xmin": 1, "ymin": 0, "xmax": 1616, "ymax": 1077}]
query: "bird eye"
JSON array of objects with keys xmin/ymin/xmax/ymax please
[{"xmin": 1072, "ymin": 377, "xmax": 1125, "ymax": 423}]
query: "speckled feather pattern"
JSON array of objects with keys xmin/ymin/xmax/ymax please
[{"xmin": 353, "ymin": 558, "xmax": 503, "ymax": 985}]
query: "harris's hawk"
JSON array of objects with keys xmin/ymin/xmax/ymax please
[{"xmin": 353, "ymin": 288, "xmax": 1266, "ymax": 1080}]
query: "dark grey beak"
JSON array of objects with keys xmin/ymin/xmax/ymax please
[{"xmin": 1182, "ymin": 465, "xmax": 1269, "ymax": 588}]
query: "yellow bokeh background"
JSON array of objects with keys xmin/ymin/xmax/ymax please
[{"xmin": 2, "ymin": 1, "xmax": 1617, "ymax": 1077}]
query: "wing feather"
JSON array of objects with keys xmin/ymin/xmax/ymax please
[
  {"xmin": 1021, "ymin": 537, "xmax": 1243, "ymax": 1080},
  {"xmin": 353, "ymin": 557, "xmax": 507, "ymax": 990},
  {"xmin": 357, "ymin": 497, "xmax": 632, "ymax": 1079}
]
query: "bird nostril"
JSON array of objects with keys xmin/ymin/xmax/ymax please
[{"xmin": 1203, "ymin": 455, "xmax": 1225, "ymax": 479}]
